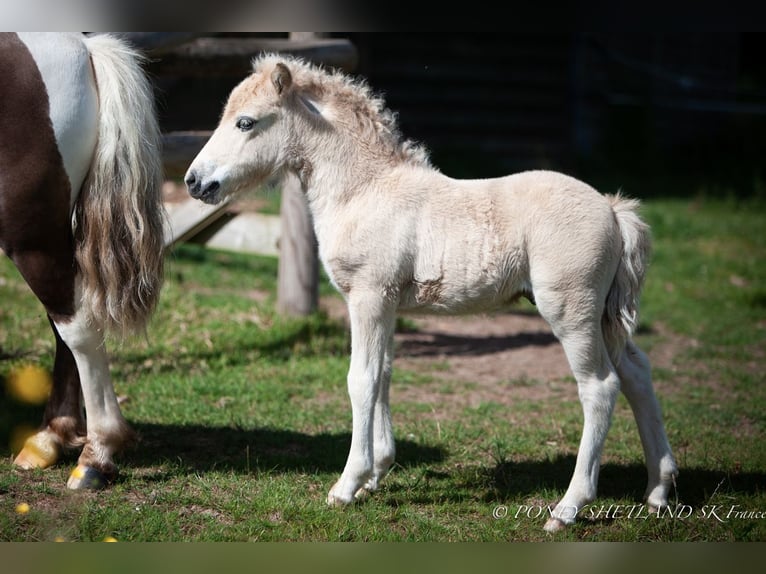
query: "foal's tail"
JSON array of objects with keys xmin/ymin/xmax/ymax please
[
  {"xmin": 602, "ymin": 194, "xmax": 651, "ymax": 365},
  {"xmin": 75, "ymin": 34, "xmax": 165, "ymax": 337}
]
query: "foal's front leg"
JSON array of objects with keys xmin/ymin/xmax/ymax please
[
  {"xmin": 363, "ymin": 331, "xmax": 396, "ymax": 493},
  {"xmin": 327, "ymin": 296, "xmax": 396, "ymax": 506}
]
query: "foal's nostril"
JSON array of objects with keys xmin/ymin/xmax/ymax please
[
  {"xmin": 184, "ymin": 171, "xmax": 197, "ymax": 189},
  {"xmin": 204, "ymin": 181, "xmax": 220, "ymax": 196}
]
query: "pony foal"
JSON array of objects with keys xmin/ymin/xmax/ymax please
[{"xmin": 185, "ymin": 54, "xmax": 678, "ymax": 532}]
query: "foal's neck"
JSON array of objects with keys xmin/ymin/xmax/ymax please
[{"xmin": 296, "ymin": 134, "xmax": 390, "ymax": 210}]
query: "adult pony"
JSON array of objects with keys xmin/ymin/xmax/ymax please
[
  {"xmin": 184, "ymin": 54, "xmax": 678, "ymax": 531},
  {"xmin": 0, "ymin": 33, "xmax": 164, "ymax": 488}
]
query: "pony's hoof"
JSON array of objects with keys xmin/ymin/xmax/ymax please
[
  {"xmin": 13, "ymin": 434, "xmax": 59, "ymax": 469},
  {"xmin": 543, "ymin": 517, "xmax": 567, "ymax": 533},
  {"xmin": 66, "ymin": 465, "xmax": 111, "ymax": 490}
]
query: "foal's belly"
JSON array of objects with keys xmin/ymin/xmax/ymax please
[{"xmin": 397, "ymin": 268, "xmax": 528, "ymax": 315}]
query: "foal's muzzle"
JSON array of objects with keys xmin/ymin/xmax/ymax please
[{"xmin": 185, "ymin": 170, "xmax": 221, "ymax": 204}]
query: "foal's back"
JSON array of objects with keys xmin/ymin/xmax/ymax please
[{"xmin": 390, "ymin": 167, "xmax": 621, "ymax": 315}]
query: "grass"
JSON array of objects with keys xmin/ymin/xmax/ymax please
[{"xmin": 0, "ymin": 194, "xmax": 765, "ymax": 542}]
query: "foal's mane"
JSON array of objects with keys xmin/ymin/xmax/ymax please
[{"xmin": 253, "ymin": 53, "xmax": 432, "ymax": 168}]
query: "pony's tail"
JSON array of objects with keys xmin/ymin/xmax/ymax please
[
  {"xmin": 75, "ymin": 34, "xmax": 165, "ymax": 338},
  {"xmin": 602, "ymin": 193, "xmax": 652, "ymax": 365}
]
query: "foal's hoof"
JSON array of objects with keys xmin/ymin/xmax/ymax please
[
  {"xmin": 363, "ymin": 476, "xmax": 381, "ymax": 493},
  {"xmin": 354, "ymin": 487, "xmax": 371, "ymax": 501},
  {"xmin": 327, "ymin": 481, "xmax": 357, "ymax": 507},
  {"xmin": 327, "ymin": 491, "xmax": 353, "ymax": 507},
  {"xmin": 543, "ymin": 517, "xmax": 567, "ymax": 533},
  {"xmin": 66, "ymin": 465, "xmax": 111, "ymax": 490},
  {"xmin": 13, "ymin": 434, "xmax": 59, "ymax": 470}
]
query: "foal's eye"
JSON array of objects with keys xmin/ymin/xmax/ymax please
[{"xmin": 236, "ymin": 116, "xmax": 256, "ymax": 132}]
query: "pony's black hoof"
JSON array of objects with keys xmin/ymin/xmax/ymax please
[{"xmin": 67, "ymin": 465, "xmax": 112, "ymax": 490}]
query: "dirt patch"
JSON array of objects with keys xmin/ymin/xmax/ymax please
[
  {"xmin": 320, "ymin": 297, "xmax": 574, "ymax": 409},
  {"xmin": 394, "ymin": 312, "xmax": 569, "ymax": 385},
  {"xmin": 319, "ymin": 296, "xmax": 690, "ymax": 411},
  {"xmin": 391, "ymin": 311, "xmax": 575, "ymax": 409}
]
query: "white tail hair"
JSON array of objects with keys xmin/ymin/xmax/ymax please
[
  {"xmin": 75, "ymin": 34, "xmax": 165, "ymax": 337},
  {"xmin": 602, "ymin": 193, "xmax": 651, "ymax": 364}
]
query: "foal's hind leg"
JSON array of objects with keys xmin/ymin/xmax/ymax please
[
  {"xmin": 14, "ymin": 319, "xmax": 85, "ymax": 469},
  {"xmin": 536, "ymin": 290, "xmax": 621, "ymax": 532},
  {"xmin": 617, "ymin": 341, "xmax": 678, "ymax": 510},
  {"xmin": 547, "ymin": 334, "xmax": 620, "ymax": 531}
]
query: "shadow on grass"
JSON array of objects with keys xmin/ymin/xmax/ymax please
[
  {"xmin": 394, "ymin": 313, "xmax": 658, "ymax": 359},
  {"xmin": 114, "ymin": 315, "xmax": 351, "ymax": 376},
  {"xmin": 379, "ymin": 455, "xmax": 766, "ymax": 509},
  {"xmin": 487, "ymin": 457, "xmax": 766, "ymax": 507},
  {"xmin": 115, "ymin": 421, "xmax": 445, "ymax": 477},
  {"xmin": 397, "ymin": 330, "xmax": 558, "ymax": 359}
]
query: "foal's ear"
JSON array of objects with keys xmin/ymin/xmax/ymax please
[{"xmin": 271, "ymin": 63, "xmax": 293, "ymax": 96}]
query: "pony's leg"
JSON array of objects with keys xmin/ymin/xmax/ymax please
[
  {"xmin": 52, "ymin": 303, "xmax": 134, "ymax": 489},
  {"xmin": 535, "ymin": 288, "xmax": 620, "ymax": 532},
  {"xmin": 363, "ymin": 331, "xmax": 396, "ymax": 493},
  {"xmin": 545, "ymin": 327, "xmax": 620, "ymax": 532},
  {"xmin": 10, "ymin": 247, "xmax": 131, "ymax": 488},
  {"xmin": 616, "ymin": 340, "xmax": 678, "ymax": 511},
  {"xmin": 9, "ymin": 247, "xmax": 84, "ymax": 470},
  {"xmin": 328, "ymin": 296, "xmax": 396, "ymax": 505},
  {"xmin": 14, "ymin": 318, "xmax": 85, "ymax": 469}
]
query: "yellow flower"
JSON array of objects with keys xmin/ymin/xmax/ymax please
[{"xmin": 6, "ymin": 365, "xmax": 52, "ymax": 405}]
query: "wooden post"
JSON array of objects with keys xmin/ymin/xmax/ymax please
[
  {"xmin": 277, "ymin": 172, "xmax": 319, "ymax": 316},
  {"xmin": 276, "ymin": 32, "xmax": 325, "ymax": 317}
]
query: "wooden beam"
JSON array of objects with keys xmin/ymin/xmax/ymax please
[
  {"xmin": 149, "ymin": 37, "xmax": 358, "ymax": 77},
  {"xmin": 189, "ymin": 211, "xmax": 281, "ymax": 257},
  {"xmin": 163, "ymin": 195, "xmax": 231, "ymax": 249},
  {"xmin": 87, "ymin": 32, "xmax": 205, "ymax": 55}
]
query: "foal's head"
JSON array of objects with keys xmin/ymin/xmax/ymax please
[
  {"xmin": 186, "ymin": 54, "xmax": 431, "ymax": 205},
  {"xmin": 185, "ymin": 57, "xmax": 300, "ymax": 204}
]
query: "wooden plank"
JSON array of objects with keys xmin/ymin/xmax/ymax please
[
  {"xmin": 190, "ymin": 212, "xmax": 281, "ymax": 257},
  {"xmin": 163, "ymin": 197, "xmax": 231, "ymax": 249},
  {"xmin": 149, "ymin": 37, "xmax": 358, "ymax": 77},
  {"xmin": 98, "ymin": 32, "xmax": 206, "ymax": 55}
]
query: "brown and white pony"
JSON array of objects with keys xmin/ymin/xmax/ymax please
[
  {"xmin": 185, "ymin": 54, "xmax": 678, "ymax": 531},
  {"xmin": 0, "ymin": 33, "xmax": 164, "ymax": 488}
]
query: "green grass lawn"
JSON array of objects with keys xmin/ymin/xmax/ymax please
[{"xmin": 0, "ymin": 196, "xmax": 764, "ymax": 541}]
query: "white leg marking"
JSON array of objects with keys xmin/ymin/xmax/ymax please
[
  {"xmin": 328, "ymin": 296, "xmax": 396, "ymax": 505},
  {"xmin": 540, "ymin": 323, "xmax": 620, "ymax": 531},
  {"xmin": 617, "ymin": 341, "xmax": 678, "ymax": 509},
  {"xmin": 53, "ymin": 306, "xmax": 125, "ymax": 472},
  {"xmin": 365, "ymin": 332, "xmax": 396, "ymax": 492}
]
